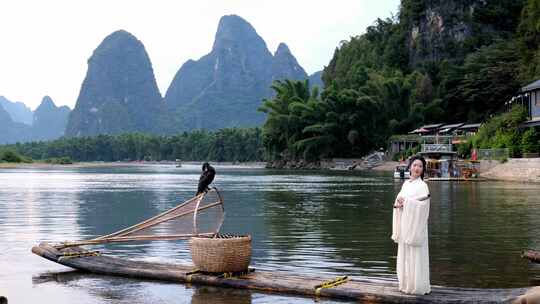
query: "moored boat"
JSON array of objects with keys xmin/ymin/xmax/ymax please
[
  {"xmin": 393, "ymin": 165, "xmax": 410, "ymax": 179},
  {"xmin": 419, "ymin": 148, "xmax": 482, "ymax": 181}
]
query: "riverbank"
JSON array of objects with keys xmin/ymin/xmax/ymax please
[
  {"xmin": 4, "ymin": 159, "xmax": 539, "ymax": 183},
  {"xmin": 371, "ymin": 161, "xmax": 400, "ymax": 172},
  {"xmin": 372, "ymin": 159, "xmax": 540, "ymax": 182},
  {"xmin": 0, "ymin": 161, "xmax": 267, "ymax": 169},
  {"xmin": 0, "ymin": 161, "xmax": 139, "ymax": 169},
  {"xmin": 481, "ymin": 158, "xmax": 540, "ymax": 183},
  {"xmin": 0, "ymin": 159, "xmax": 397, "ymax": 172},
  {"xmin": 183, "ymin": 161, "xmax": 266, "ymax": 168},
  {"xmin": 265, "ymin": 158, "xmax": 400, "ymax": 171}
]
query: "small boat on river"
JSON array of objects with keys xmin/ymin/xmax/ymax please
[
  {"xmin": 32, "ymin": 242, "xmax": 533, "ymax": 303},
  {"xmin": 393, "ymin": 164, "xmax": 410, "ymax": 179}
]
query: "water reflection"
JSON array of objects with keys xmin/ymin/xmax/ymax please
[
  {"xmin": 0, "ymin": 169, "xmax": 82, "ymax": 279},
  {"xmin": 259, "ymin": 174, "xmax": 396, "ymax": 280},
  {"xmin": 428, "ymin": 181, "xmax": 536, "ymax": 287},
  {"xmin": 191, "ymin": 286, "xmax": 252, "ymax": 304},
  {"xmin": 32, "ymin": 270, "xmax": 195, "ymax": 304},
  {"xmin": 0, "ymin": 166, "xmax": 539, "ymax": 304}
]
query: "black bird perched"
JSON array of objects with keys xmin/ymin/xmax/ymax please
[{"xmin": 196, "ymin": 162, "xmax": 215, "ymax": 195}]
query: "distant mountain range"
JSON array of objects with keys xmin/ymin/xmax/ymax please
[
  {"xmin": 0, "ymin": 96, "xmax": 70, "ymax": 144},
  {"xmin": 1, "ymin": 14, "xmax": 324, "ymax": 142},
  {"xmin": 68, "ymin": 14, "xmax": 323, "ymax": 136},
  {"xmin": 0, "ymin": 101, "xmax": 31, "ymax": 144},
  {"xmin": 0, "ymin": 96, "xmax": 33, "ymax": 125}
]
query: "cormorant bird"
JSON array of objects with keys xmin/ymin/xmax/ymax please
[{"xmin": 196, "ymin": 162, "xmax": 215, "ymax": 195}]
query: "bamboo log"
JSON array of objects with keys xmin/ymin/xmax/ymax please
[
  {"xmin": 522, "ymin": 250, "xmax": 540, "ymax": 263},
  {"xmin": 32, "ymin": 243, "xmax": 530, "ymax": 303}
]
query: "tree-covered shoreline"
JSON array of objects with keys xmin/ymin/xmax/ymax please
[{"xmin": 1, "ymin": 128, "xmax": 264, "ymax": 163}]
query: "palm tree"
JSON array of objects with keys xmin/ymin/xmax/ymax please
[{"xmin": 259, "ymin": 79, "xmax": 316, "ymax": 159}]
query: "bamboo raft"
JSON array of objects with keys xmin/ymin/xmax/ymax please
[
  {"xmin": 32, "ymin": 243, "xmax": 532, "ymax": 303},
  {"xmin": 522, "ymin": 250, "xmax": 540, "ymax": 263}
]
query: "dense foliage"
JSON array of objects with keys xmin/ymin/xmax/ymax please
[
  {"xmin": 518, "ymin": 0, "xmax": 540, "ymax": 82},
  {"xmin": 455, "ymin": 105, "xmax": 539, "ymax": 158},
  {"xmin": 259, "ymin": 79, "xmax": 388, "ymax": 160},
  {"xmin": 0, "ymin": 149, "xmax": 31, "ymax": 163},
  {"xmin": 4, "ymin": 128, "xmax": 264, "ymax": 162},
  {"xmin": 443, "ymin": 41, "xmax": 521, "ymax": 122},
  {"xmin": 261, "ymin": 0, "xmax": 540, "ymax": 160},
  {"xmin": 470, "ymin": 105, "xmax": 529, "ymax": 157}
]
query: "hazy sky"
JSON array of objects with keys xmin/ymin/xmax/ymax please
[{"xmin": 0, "ymin": 0, "xmax": 399, "ymax": 110}]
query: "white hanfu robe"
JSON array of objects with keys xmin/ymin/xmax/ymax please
[{"xmin": 391, "ymin": 177, "xmax": 431, "ymax": 295}]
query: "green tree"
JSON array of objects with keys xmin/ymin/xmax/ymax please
[
  {"xmin": 518, "ymin": 0, "xmax": 540, "ymax": 81},
  {"xmin": 472, "ymin": 105, "xmax": 527, "ymax": 157},
  {"xmin": 444, "ymin": 41, "xmax": 521, "ymax": 122},
  {"xmin": 0, "ymin": 149, "xmax": 30, "ymax": 163},
  {"xmin": 258, "ymin": 79, "xmax": 318, "ymax": 159},
  {"xmin": 521, "ymin": 128, "xmax": 539, "ymax": 153},
  {"xmin": 1, "ymin": 129, "xmax": 264, "ymax": 163}
]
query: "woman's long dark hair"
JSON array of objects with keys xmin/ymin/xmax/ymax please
[{"xmin": 408, "ymin": 155, "xmax": 426, "ymax": 180}]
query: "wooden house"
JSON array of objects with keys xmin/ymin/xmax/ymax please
[{"xmin": 518, "ymin": 79, "xmax": 540, "ymax": 127}]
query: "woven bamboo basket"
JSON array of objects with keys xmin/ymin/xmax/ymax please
[{"xmin": 190, "ymin": 234, "xmax": 251, "ymax": 273}]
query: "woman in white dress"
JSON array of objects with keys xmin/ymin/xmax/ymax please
[{"xmin": 391, "ymin": 155, "xmax": 431, "ymax": 295}]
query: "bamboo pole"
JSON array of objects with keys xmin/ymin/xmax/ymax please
[
  {"xmin": 107, "ymin": 201, "xmax": 222, "ymax": 238},
  {"xmin": 58, "ymin": 232, "xmax": 217, "ymax": 247},
  {"xmin": 94, "ymin": 195, "xmax": 201, "ymax": 240},
  {"xmin": 56, "ymin": 189, "xmax": 224, "ymax": 249}
]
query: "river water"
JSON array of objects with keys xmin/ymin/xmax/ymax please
[{"xmin": 0, "ymin": 164, "xmax": 539, "ymax": 303}]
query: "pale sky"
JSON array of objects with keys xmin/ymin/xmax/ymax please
[{"xmin": 0, "ymin": 0, "xmax": 400, "ymax": 110}]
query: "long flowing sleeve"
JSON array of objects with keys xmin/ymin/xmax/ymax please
[
  {"xmin": 402, "ymin": 183, "xmax": 430, "ymax": 246},
  {"xmin": 391, "ymin": 190, "xmax": 403, "ymax": 243}
]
